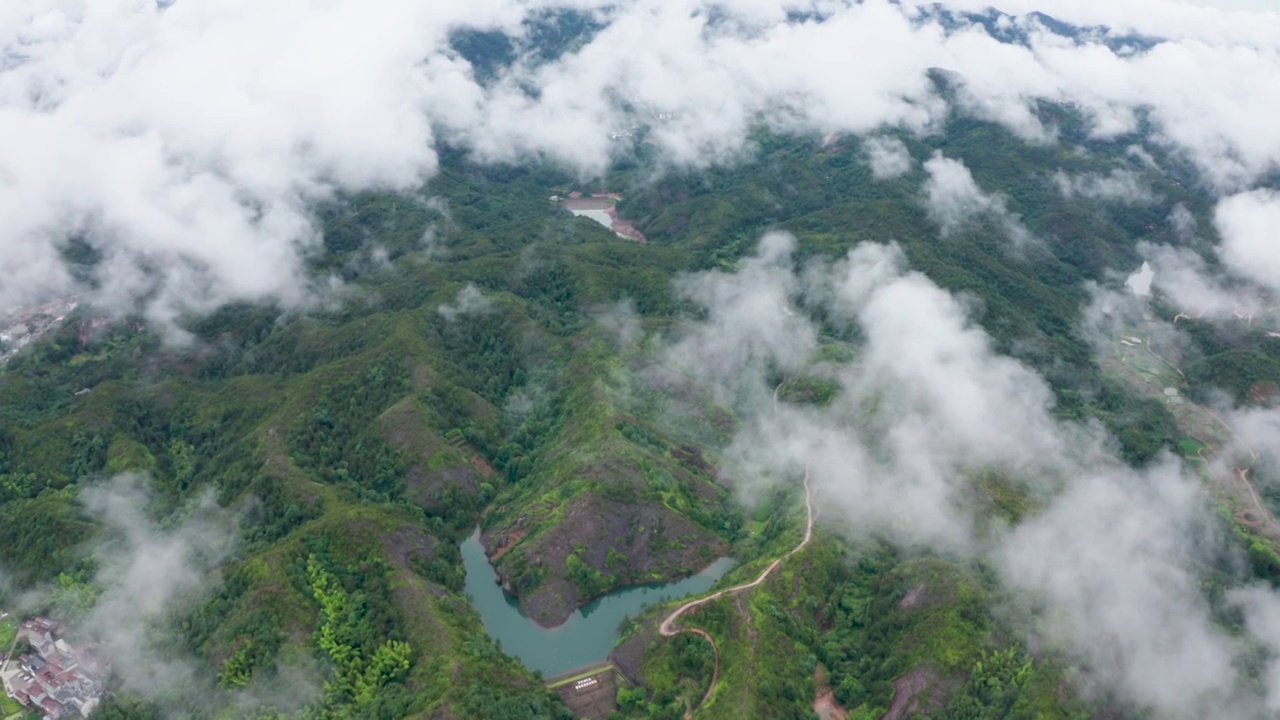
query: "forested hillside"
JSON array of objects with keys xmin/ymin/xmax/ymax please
[{"xmin": 2, "ymin": 44, "xmax": 1280, "ymax": 720}]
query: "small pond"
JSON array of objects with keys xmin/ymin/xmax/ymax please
[
  {"xmin": 462, "ymin": 529, "xmax": 733, "ymax": 677},
  {"xmin": 568, "ymin": 206, "xmax": 615, "ymax": 230}
]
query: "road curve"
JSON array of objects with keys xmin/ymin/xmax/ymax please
[{"xmin": 658, "ymin": 464, "xmax": 815, "ymax": 717}]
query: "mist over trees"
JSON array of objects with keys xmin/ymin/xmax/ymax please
[{"xmin": 2, "ymin": 2, "xmax": 1280, "ymax": 719}]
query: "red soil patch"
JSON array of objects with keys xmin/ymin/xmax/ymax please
[
  {"xmin": 488, "ymin": 528, "xmax": 527, "ymax": 562},
  {"xmin": 471, "ymin": 453, "xmax": 497, "ymax": 476},
  {"xmin": 883, "ymin": 666, "xmax": 940, "ymax": 720},
  {"xmin": 561, "ymin": 192, "xmax": 648, "ymax": 244},
  {"xmin": 1249, "ymin": 382, "xmax": 1280, "ymax": 406},
  {"xmin": 814, "ymin": 692, "xmax": 848, "ymax": 720},
  {"xmin": 813, "ymin": 663, "xmax": 849, "ymax": 720},
  {"xmin": 898, "ymin": 582, "xmax": 927, "ymax": 609}
]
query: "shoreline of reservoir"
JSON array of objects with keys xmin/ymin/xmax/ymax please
[{"xmin": 461, "ymin": 528, "xmax": 733, "ymax": 677}]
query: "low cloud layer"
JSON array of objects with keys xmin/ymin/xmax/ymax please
[
  {"xmin": 923, "ymin": 153, "xmax": 1033, "ymax": 245},
  {"xmin": 663, "ymin": 232, "xmax": 816, "ymax": 401},
  {"xmin": 46, "ymin": 475, "xmax": 316, "ymax": 716},
  {"xmin": 1214, "ymin": 190, "xmax": 1280, "ymax": 298},
  {"xmin": 863, "ymin": 135, "xmax": 914, "ymax": 180},
  {"xmin": 999, "ymin": 465, "xmax": 1241, "ymax": 717},
  {"xmin": 1054, "ymin": 168, "xmax": 1158, "ymax": 204},
  {"xmin": 3, "ymin": 0, "xmax": 1280, "ymax": 330},
  {"xmin": 76, "ymin": 476, "xmax": 236, "ymax": 700},
  {"xmin": 657, "ymin": 233, "xmax": 1280, "ymax": 718},
  {"xmin": 1139, "ymin": 192, "xmax": 1280, "ymax": 326},
  {"xmin": 437, "ymin": 283, "xmax": 493, "ymax": 322}
]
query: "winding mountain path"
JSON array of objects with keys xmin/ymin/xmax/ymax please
[
  {"xmin": 1140, "ymin": 338, "xmax": 1280, "ymax": 539},
  {"xmin": 658, "ymin": 464, "xmax": 815, "ymax": 718}
]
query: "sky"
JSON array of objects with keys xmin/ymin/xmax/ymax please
[{"xmin": 1188, "ymin": 0, "xmax": 1279, "ymax": 9}]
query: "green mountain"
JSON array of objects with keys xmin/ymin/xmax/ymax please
[{"xmin": 3, "ymin": 76, "xmax": 1279, "ymax": 720}]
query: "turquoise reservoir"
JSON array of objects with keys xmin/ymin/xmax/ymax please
[{"xmin": 461, "ymin": 529, "xmax": 733, "ymax": 677}]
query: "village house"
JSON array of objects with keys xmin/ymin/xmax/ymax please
[{"xmin": 0, "ymin": 617, "xmax": 104, "ymax": 720}]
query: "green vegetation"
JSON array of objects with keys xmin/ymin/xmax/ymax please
[
  {"xmin": 935, "ymin": 647, "xmax": 1083, "ymax": 720},
  {"xmin": 0, "ymin": 695, "xmax": 24, "ymax": 719},
  {"xmin": 307, "ymin": 554, "xmax": 413, "ymax": 711},
  {"xmin": 0, "ymin": 148, "xmax": 736, "ymax": 715},
  {"xmin": 775, "ymin": 375, "xmax": 842, "ymax": 407},
  {"xmin": 0, "ymin": 100, "xmax": 1274, "ymax": 720},
  {"xmin": 612, "ymin": 533, "xmax": 1086, "ymax": 720},
  {"xmin": 1187, "ymin": 349, "xmax": 1280, "ymax": 405},
  {"xmin": 0, "ymin": 614, "xmax": 16, "ymax": 650}
]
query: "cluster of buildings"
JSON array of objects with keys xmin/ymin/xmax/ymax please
[
  {"xmin": 1, "ymin": 617, "xmax": 104, "ymax": 719},
  {"xmin": 0, "ymin": 297, "xmax": 78, "ymax": 364}
]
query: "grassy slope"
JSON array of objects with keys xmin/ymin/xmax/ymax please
[
  {"xmin": 481, "ymin": 339, "xmax": 735, "ymax": 625},
  {"xmin": 0, "ymin": 611, "xmax": 17, "ymax": 718},
  {"xmin": 617, "ymin": 529, "xmax": 1087, "ymax": 720}
]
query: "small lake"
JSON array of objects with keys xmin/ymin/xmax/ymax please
[
  {"xmin": 568, "ymin": 207, "xmax": 615, "ymax": 230},
  {"xmin": 462, "ymin": 529, "xmax": 734, "ymax": 677}
]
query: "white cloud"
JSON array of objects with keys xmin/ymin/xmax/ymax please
[
  {"xmin": 1231, "ymin": 585, "xmax": 1280, "ymax": 714},
  {"xmin": 923, "ymin": 152, "xmax": 1033, "ymax": 244},
  {"xmin": 7, "ymin": 2, "xmax": 1280, "ymax": 714},
  {"xmin": 1141, "ymin": 194, "xmax": 1280, "ymax": 325},
  {"xmin": 659, "ymin": 233, "xmax": 1280, "ymax": 716},
  {"xmin": 77, "ymin": 475, "xmax": 239, "ymax": 703},
  {"xmin": 922, "ymin": 0, "xmax": 1280, "ymax": 44},
  {"xmin": 64, "ymin": 474, "xmax": 322, "ymax": 715},
  {"xmin": 999, "ymin": 464, "xmax": 1247, "ymax": 718},
  {"xmin": 437, "ymin": 283, "xmax": 493, "ymax": 322},
  {"xmin": 1146, "ymin": 242, "xmax": 1268, "ymax": 321},
  {"xmin": 0, "ymin": 0, "xmax": 516, "ymax": 325},
  {"xmin": 923, "ymin": 153, "xmax": 996, "ymax": 236},
  {"xmin": 862, "ymin": 135, "xmax": 913, "ymax": 180},
  {"xmin": 705, "ymin": 238, "xmax": 1065, "ymax": 547},
  {"xmin": 1054, "ymin": 168, "xmax": 1158, "ymax": 204},
  {"xmin": 2, "ymin": 0, "xmax": 1280, "ymax": 331},
  {"xmin": 662, "ymin": 231, "xmax": 816, "ymax": 403},
  {"xmin": 1215, "ymin": 190, "xmax": 1280, "ymax": 297},
  {"xmin": 1185, "ymin": 0, "xmax": 1280, "ymax": 11}
]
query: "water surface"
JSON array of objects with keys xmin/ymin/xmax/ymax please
[
  {"xmin": 462, "ymin": 529, "xmax": 733, "ymax": 676},
  {"xmin": 568, "ymin": 206, "xmax": 615, "ymax": 230}
]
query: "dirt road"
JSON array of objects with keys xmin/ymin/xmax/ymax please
[{"xmin": 658, "ymin": 464, "xmax": 815, "ymax": 718}]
